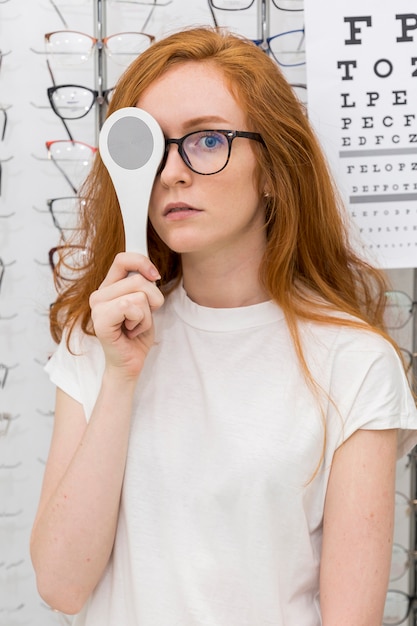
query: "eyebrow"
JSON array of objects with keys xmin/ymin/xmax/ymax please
[{"xmin": 181, "ymin": 115, "xmax": 232, "ymax": 131}]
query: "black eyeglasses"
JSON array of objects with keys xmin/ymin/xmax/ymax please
[
  {"xmin": 49, "ymin": 245, "xmax": 89, "ymax": 283},
  {"xmin": 44, "ymin": 59, "xmax": 114, "ymax": 141},
  {"xmin": 383, "ymin": 589, "xmax": 417, "ymax": 625},
  {"xmin": 34, "ymin": 197, "xmax": 85, "ymax": 241},
  {"xmin": 47, "ymin": 84, "xmax": 114, "ymax": 122},
  {"xmin": 209, "ymin": 0, "xmax": 303, "ymax": 12},
  {"xmin": 159, "ymin": 129, "xmax": 265, "ymax": 176}
]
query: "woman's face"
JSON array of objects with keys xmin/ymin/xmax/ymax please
[{"xmin": 137, "ymin": 61, "xmax": 266, "ymax": 261}]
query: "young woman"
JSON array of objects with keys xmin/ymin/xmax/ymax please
[{"xmin": 31, "ymin": 26, "xmax": 417, "ymax": 626}]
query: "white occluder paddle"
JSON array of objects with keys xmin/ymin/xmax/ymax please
[{"xmin": 99, "ymin": 107, "xmax": 165, "ymax": 256}]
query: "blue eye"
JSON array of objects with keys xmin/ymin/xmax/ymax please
[
  {"xmin": 201, "ymin": 134, "xmax": 221, "ymax": 149},
  {"xmin": 190, "ymin": 131, "xmax": 227, "ymax": 152}
]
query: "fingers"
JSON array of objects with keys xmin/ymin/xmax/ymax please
[
  {"xmin": 89, "ymin": 253, "xmax": 165, "ymax": 341},
  {"xmin": 99, "ymin": 252, "xmax": 161, "ymax": 288},
  {"xmin": 92, "ymin": 271, "xmax": 165, "ymax": 310},
  {"xmin": 90, "ymin": 290, "xmax": 155, "ymax": 340}
]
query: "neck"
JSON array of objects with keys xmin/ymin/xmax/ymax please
[{"xmin": 181, "ymin": 245, "xmax": 269, "ymax": 308}]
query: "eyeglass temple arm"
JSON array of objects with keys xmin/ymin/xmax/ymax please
[
  {"xmin": 49, "ymin": 155, "xmax": 78, "ymax": 194},
  {"xmin": 48, "ymin": 0, "xmax": 69, "ymax": 28}
]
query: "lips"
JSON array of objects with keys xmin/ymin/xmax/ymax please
[{"xmin": 163, "ymin": 202, "xmax": 201, "ymax": 216}]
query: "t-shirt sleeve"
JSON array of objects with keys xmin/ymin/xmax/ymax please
[
  {"xmin": 44, "ymin": 328, "xmax": 104, "ymax": 421},
  {"xmin": 326, "ymin": 332, "xmax": 417, "ymax": 458}
]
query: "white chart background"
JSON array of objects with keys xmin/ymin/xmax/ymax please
[{"xmin": 305, "ymin": 0, "xmax": 417, "ymax": 269}]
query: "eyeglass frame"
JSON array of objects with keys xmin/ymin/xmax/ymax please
[
  {"xmin": 208, "ymin": 0, "xmax": 303, "ymax": 13},
  {"xmin": 47, "ymin": 84, "xmax": 114, "ymax": 121},
  {"xmin": 31, "ymin": 31, "xmax": 155, "ymax": 64},
  {"xmin": 252, "ymin": 28, "xmax": 306, "ymax": 67},
  {"xmin": 45, "ymin": 59, "xmax": 113, "ymax": 141},
  {"xmin": 383, "ymin": 589, "xmax": 417, "ymax": 625},
  {"xmin": 159, "ymin": 129, "xmax": 265, "ymax": 176},
  {"xmin": 384, "ymin": 290, "xmax": 417, "ymax": 329},
  {"xmin": 111, "ymin": 0, "xmax": 173, "ymax": 4},
  {"xmin": 34, "ymin": 196, "xmax": 85, "ymax": 241},
  {"xmin": 48, "ymin": 245, "xmax": 89, "ymax": 283},
  {"xmin": 390, "ymin": 542, "xmax": 417, "ymax": 582},
  {"xmin": 45, "ymin": 140, "xmax": 97, "ymax": 194}
]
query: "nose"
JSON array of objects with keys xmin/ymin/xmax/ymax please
[{"xmin": 158, "ymin": 140, "xmax": 192, "ymax": 186}]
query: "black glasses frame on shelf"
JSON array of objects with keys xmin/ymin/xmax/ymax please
[{"xmin": 209, "ymin": 0, "xmax": 303, "ymax": 12}]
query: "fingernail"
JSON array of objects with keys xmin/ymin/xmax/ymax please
[{"xmin": 150, "ymin": 267, "xmax": 161, "ymax": 280}]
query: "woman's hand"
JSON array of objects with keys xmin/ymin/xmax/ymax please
[{"xmin": 89, "ymin": 252, "xmax": 164, "ymax": 379}]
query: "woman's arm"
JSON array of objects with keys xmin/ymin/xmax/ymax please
[
  {"xmin": 31, "ymin": 253, "xmax": 164, "ymax": 614},
  {"xmin": 320, "ymin": 428, "xmax": 397, "ymax": 626},
  {"xmin": 31, "ymin": 376, "xmax": 136, "ymax": 614}
]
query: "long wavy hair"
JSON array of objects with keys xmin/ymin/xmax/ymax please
[{"xmin": 50, "ymin": 26, "xmax": 394, "ymax": 365}]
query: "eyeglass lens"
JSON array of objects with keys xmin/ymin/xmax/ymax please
[
  {"xmin": 49, "ymin": 245, "xmax": 89, "ymax": 282},
  {"xmin": 383, "ymin": 590, "xmax": 413, "ymax": 625},
  {"xmin": 49, "ymin": 86, "xmax": 98, "ymax": 120},
  {"xmin": 211, "ymin": 0, "xmax": 303, "ymax": 10},
  {"xmin": 384, "ymin": 291, "xmax": 415, "ymax": 329},
  {"xmin": 390, "ymin": 543, "xmax": 415, "ymax": 582},
  {"xmin": 47, "ymin": 141, "xmax": 96, "ymax": 193},
  {"xmin": 48, "ymin": 197, "xmax": 84, "ymax": 237},
  {"xmin": 48, "ymin": 85, "xmax": 113, "ymax": 121},
  {"xmin": 267, "ymin": 29, "xmax": 305, "ymax": 67},
  {"xmin": 178, "ymin": 130, "xmax": 232, "ymax": 174}
]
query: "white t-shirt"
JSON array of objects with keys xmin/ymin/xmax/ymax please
[{"xmin": 45, "ymin": 284, "xmax": 417, "ymax": 626}]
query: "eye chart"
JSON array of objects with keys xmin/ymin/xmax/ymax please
[{"xmin": 305, "ymin": 1, "xmax": 417, "ymax": 269}]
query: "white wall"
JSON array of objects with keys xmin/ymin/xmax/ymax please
[{"xmin": 0, "ymin": 1, "xmax": 413, "ymax": 624}]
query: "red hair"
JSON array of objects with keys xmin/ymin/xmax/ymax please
[{"xmin": 50, "ymin": 26, "xmax": 392, "ymax": 360}]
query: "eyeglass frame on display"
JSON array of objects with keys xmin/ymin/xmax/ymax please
[
  {"xmin": 32, "ymin": 140, "xmax": 97, "ymax": 194},
  {"xmin": 44, "ymin": 59, "xmax": 114, "ymax": 141},
  {"xmin": 48, "ymin": 244, "xmax": 90, "ymax": 284},
  {"xmin": 384, "ymin": 290, "xmax": 417, "ymax": 330},
  {"xmin": 208, "ymin": 0, "xmax": 303, "ymax": 13},
  {"xmin": 33, "ymin": 196, "xmax": 85, "ymax": 241},
  {"xmin": 207, "ymin": 0, "xmax": 305, "ymax": 69},
  {"xmin": 383, "ymin": 588, "xmax": 417, "ymax": 626},
  {"xmin": 390, "ymin": 542, "xmax": 417, "ymax": 583},
  {"xmin": 30, "ymin": 30, "xmax": 155, "ymax": 67},
  {"xmin": 398, "ymin": 347, "xmax": 417, "ymax": 374},
  {"xmin": 252, "ymin": 28, "xmax": 305, "ymax": 67}
]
